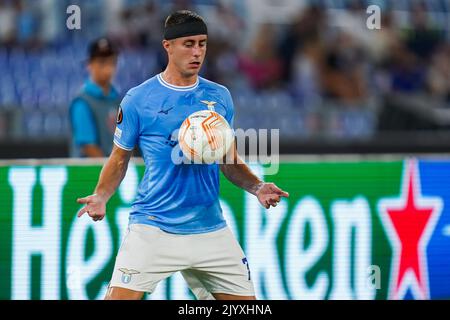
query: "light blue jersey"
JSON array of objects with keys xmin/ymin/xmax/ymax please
[{"xmin": 114, "ymin": 73, "xmax": 234, "ymax": 234}]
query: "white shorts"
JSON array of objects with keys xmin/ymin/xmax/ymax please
[{"xmin": 109, "ymin": 224, "xmax": 255, "ymax": 299}]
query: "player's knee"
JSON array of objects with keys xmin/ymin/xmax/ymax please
[
  {"xmin": 105, "ymin": 286, "xmax": 144, "ymax": 300},
  {"xmin": 212, "ymin": 292, "xmax": 257, "ymax": 300}
]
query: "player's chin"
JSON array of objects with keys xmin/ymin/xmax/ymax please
[{"xmin": 186, "ymin": 63, "xmax": 202, "ymax": 72}]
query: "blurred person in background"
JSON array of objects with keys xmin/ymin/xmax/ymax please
[
  {"xmin": 404, "ymin": 2, "xmax": 445, "ymax": 62},
  {"xmin": 15, "ymin": 0, "xmax": 40, "ymax": 48},
  {"xmin": 388, "ymin": 44, "xmax": 426, "ymax": 94},
  {"xmin": 320, "ymin": 32, "xmax": 368, "ymax": 103},
  {"xmin": 69, "ymin": 38, "xmax": 121, "ymax": 158},
  {"xmin": 427, "ymin": 43, "xmax": 450, "ymax": 103},
  {"xmin": 0, "ymin": 0, "xmax": 18, "ymax": 46},
  {"xmin": 367, "ymin": 10, "xmax": 401, "ymax": 64},
  {"xmin": 238, "ymin": 24, "xmax": 283, "ymax": 91},
  {"xmin": 278, "ymin": 5, "xmax": 325, "ymax": 84},
  {"xmin": 289, "ymin": 38, "xmax": 323, "ymax": 108},
  {"xmin": 116, "ymin": 0, "xmax": 163, "ymax": 49},
  {"xmin": 207, "ymin": 1, "xmax": 244, "ymax": 45}
]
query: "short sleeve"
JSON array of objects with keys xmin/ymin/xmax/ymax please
[
  {"xmin": 70, "ymin": 99, "xmax": 98, "ymax": 146},
  {"xmin": 223, "ymin": 87, "xmax": 235, "ymax": 129},
  {"xmin": 113, "ymin": 93, "xmax": 139, "ymax": 151}
]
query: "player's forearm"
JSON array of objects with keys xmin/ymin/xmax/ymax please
[
  {"xmin": 94, "ymin": 152, "xmax": 129, "ymax": 202},
  {"xmin": 220, "ymin": 160, "xmax": 263, "ymax": 196}
]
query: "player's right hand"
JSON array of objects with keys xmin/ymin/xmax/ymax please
[
  {"xmin": 76, "ymin": 194, "xmax": 107, "ymax": 222},
  {"xmin": 255, "ymin": 182, "xmax": 289, "ymax": 209}
]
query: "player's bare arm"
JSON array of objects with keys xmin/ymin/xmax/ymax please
[
  {"xmin": 220, "ymin": 141, "xmax": 289, "ymax": 209},
  {"xmin": 77, "ymin": 145, "xmax": 132, "ymax": 221}
]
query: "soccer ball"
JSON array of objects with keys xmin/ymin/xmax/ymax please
[{"xmin": 178, "ymin": 110, "xmax": 234, "ymax": 163}]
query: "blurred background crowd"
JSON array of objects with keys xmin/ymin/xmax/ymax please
[{"xmin": 0, "ymin": 0, "xmax": 450, "ymax": 157}]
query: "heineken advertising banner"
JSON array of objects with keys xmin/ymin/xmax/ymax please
[{"xmin": 0, "ymin": 158, "xmax": 449, "ymax": 300}]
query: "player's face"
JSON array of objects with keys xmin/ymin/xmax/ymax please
[
  {"xmin": 88, "ymin": 56, "xmax": 118, "ymax": 85},
  {"xmin": 165, "ymin": 35, "xmax": 207, "ymax": 77}
]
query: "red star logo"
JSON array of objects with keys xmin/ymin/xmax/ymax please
[{"xmin": 378, "ymin": 160, "xmax": 442, "ymax": 300}]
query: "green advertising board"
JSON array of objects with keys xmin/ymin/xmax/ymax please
[{"xmin": 1, "ymin": 158, "xmax": 449, "ymax": 300}]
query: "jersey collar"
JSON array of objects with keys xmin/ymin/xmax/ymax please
[{"xmin": 157, "ymin": 73, "xmax": 199, "ymax": 91}]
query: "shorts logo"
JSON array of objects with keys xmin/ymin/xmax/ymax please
[
  {"xmin": 119, "ymin": 268, "xmax": 140, "ymax": 284},
  {"xmin": 117, "ymin": 106, "xmax": 123, "ymax": 124}
]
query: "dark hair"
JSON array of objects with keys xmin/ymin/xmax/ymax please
[
  {"xmin": 88, "ymin": 37, "xmax": 118, "ymax": 61},
  {"xmin": 165, "ymin": 10, "xmax": 205, "ymax": 28}
]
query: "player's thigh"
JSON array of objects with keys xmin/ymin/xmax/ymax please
[
  {"xmin": 109, "ymin": 223, "xmax": 178, "ymax": 293},
  {"xmin": 182, "ymin": 269, "xmax": 256, "ymax": 300},
  {"xmin": 181, "ymin": 269, "xmax": 215, "ymax": 300},
  {"xmin": 190, "ymin": 227, "xmax": 255, "ymax": 297}
]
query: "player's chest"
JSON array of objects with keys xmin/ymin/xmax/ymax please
[{"xmin": 141, "ymin": 92, "xmax": 228, "ymax": 134}]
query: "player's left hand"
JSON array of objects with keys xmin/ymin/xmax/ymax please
[{"xmin": 255, "ymin": 183, "xmax": 289, "ymax": 209}]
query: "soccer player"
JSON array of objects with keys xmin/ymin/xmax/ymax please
[
  {"xmin": 69, "ymin": 38, "xmax": 121, "ymax": 158},
  {"xmin": 76, "ymin": 10, "xmax": 289, "ymax": 300}
]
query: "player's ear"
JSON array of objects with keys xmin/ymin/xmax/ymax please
[{"xmin": 162, "ymin": 40, "xmax": 171, "ymax": 53}]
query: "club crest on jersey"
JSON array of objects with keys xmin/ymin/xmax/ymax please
[
  {"xmin": 116, "ymin": 106, "xmax": 123, "ymax": 124},
  {"xmin": 200, "ymin": 100, "xmax": 217, "ymax": 111},
  {"xmin": 119, "ymin": 268, "xmax": 140, "ymax": 284}
]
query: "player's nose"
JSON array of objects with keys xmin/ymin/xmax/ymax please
[{"xmin": 192, "ymin": 46, "xmax": 202, "ymax": 57}]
